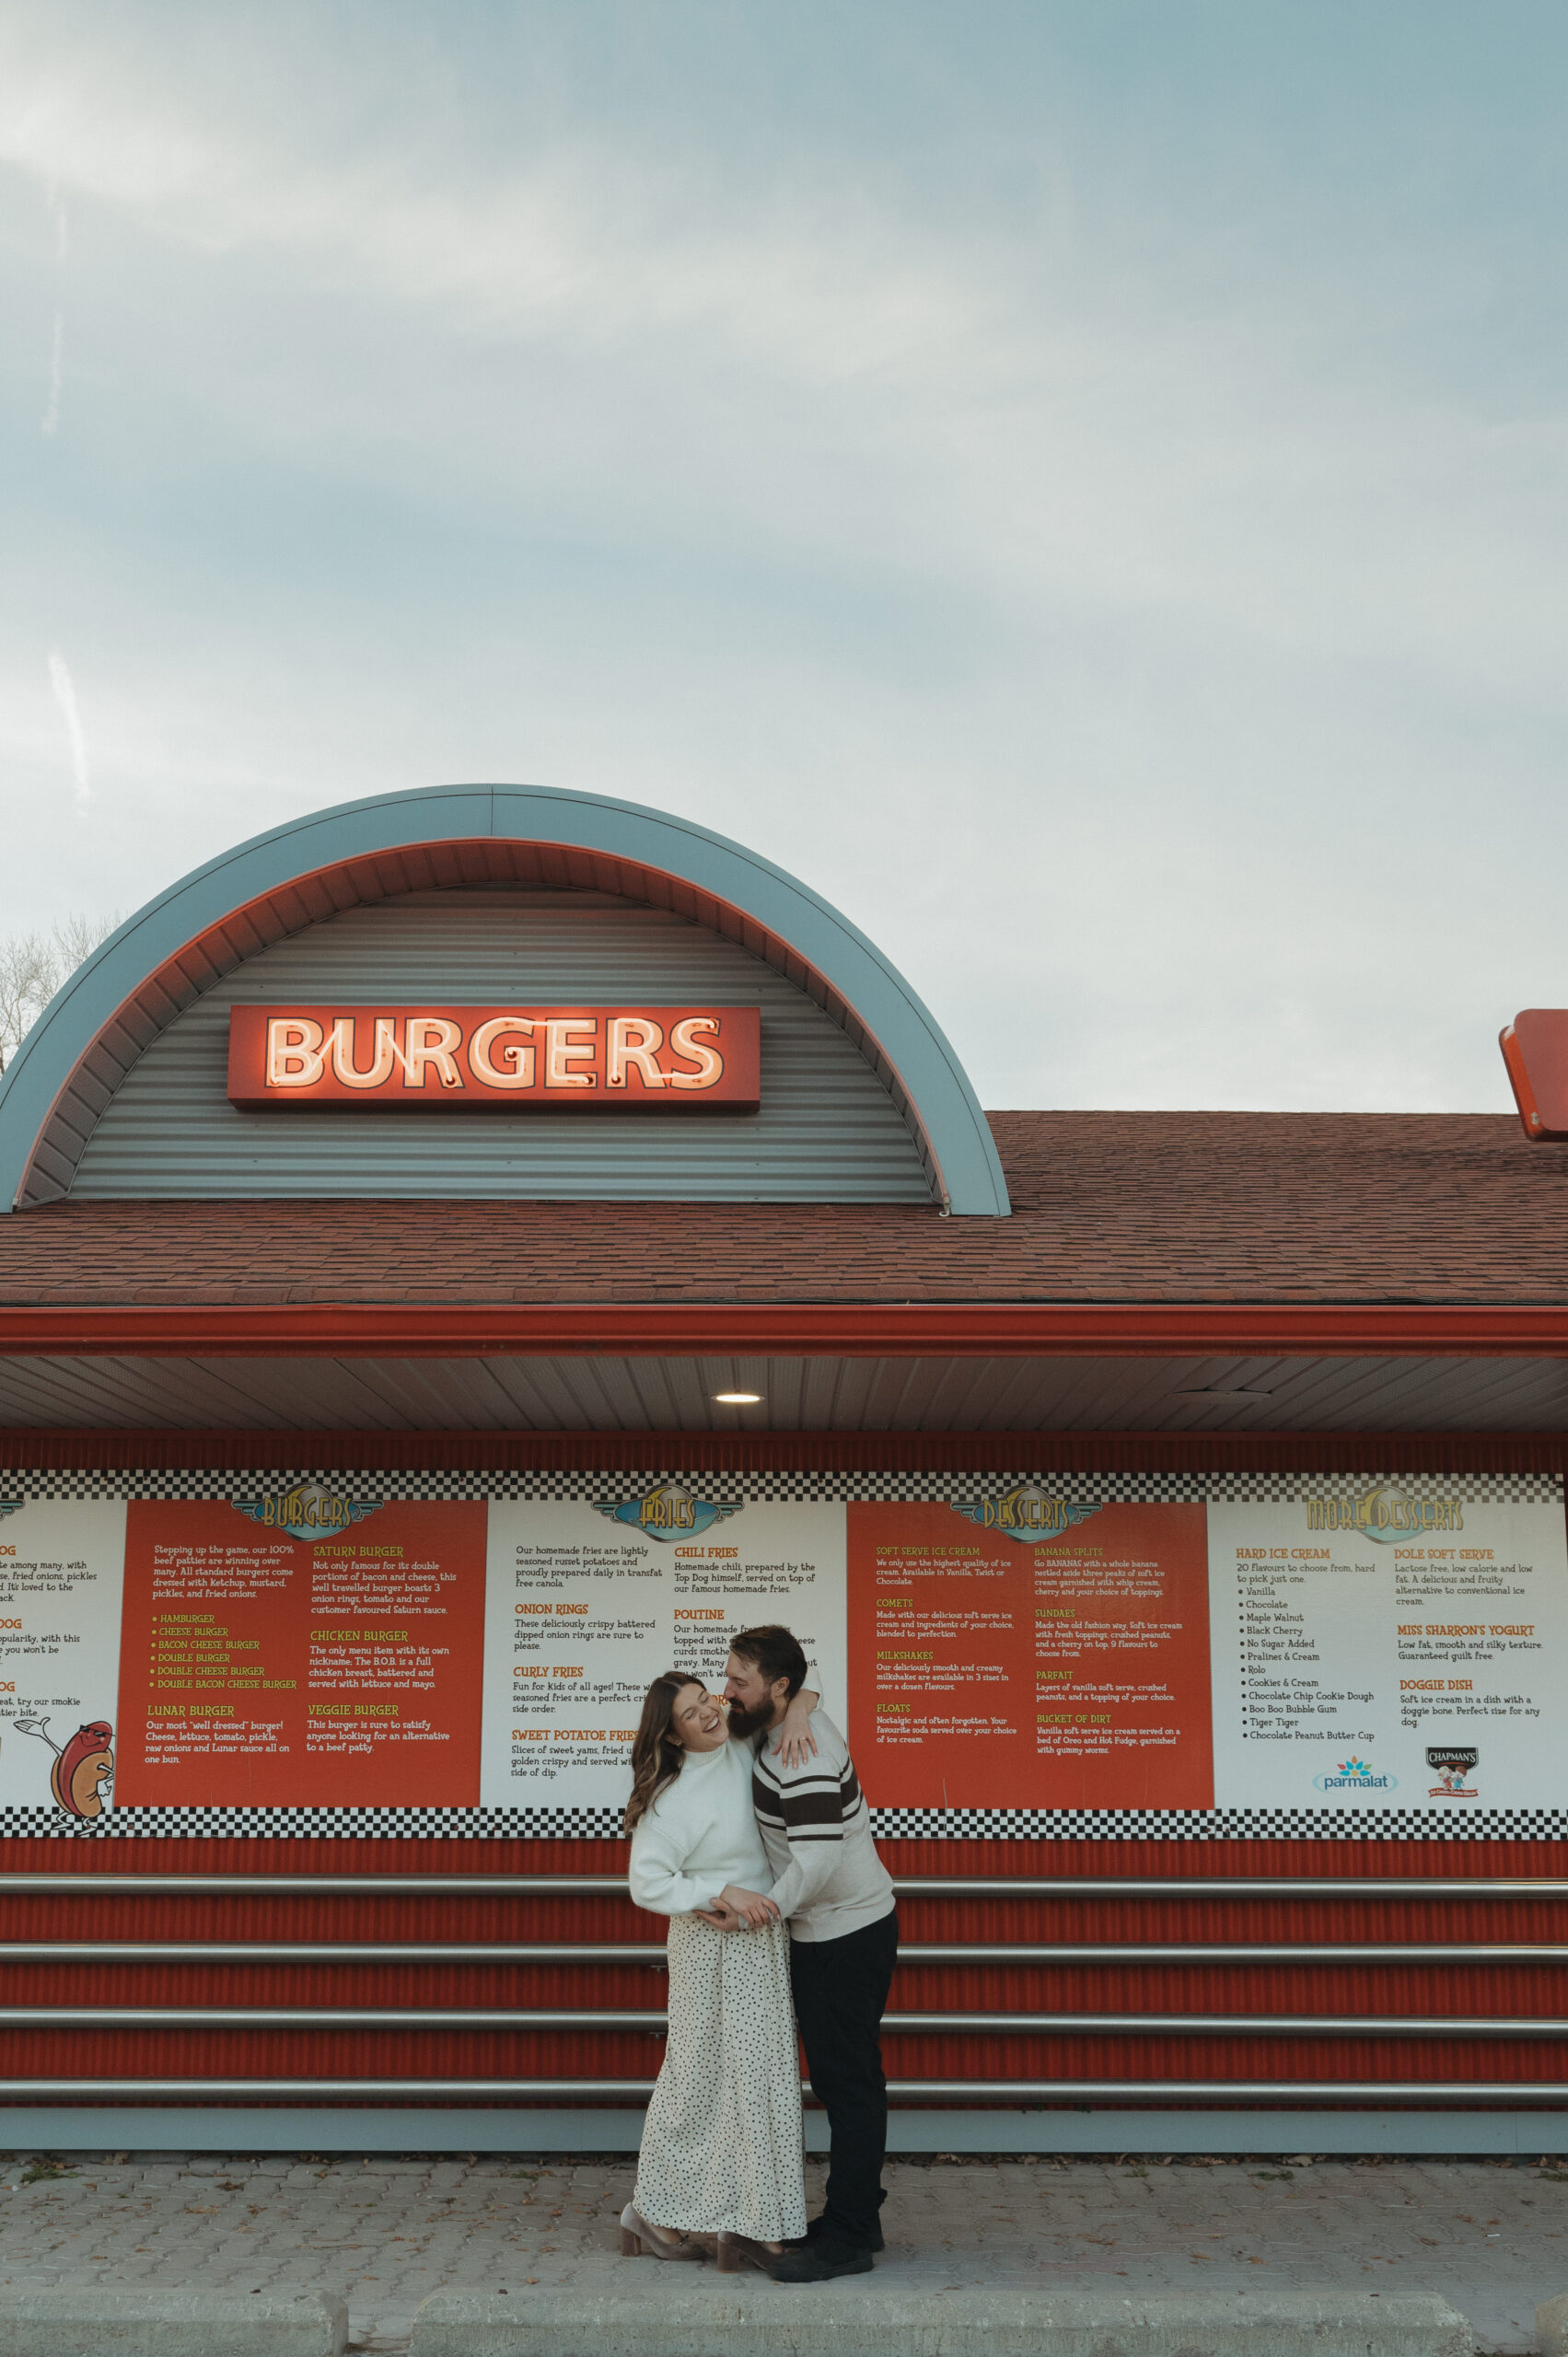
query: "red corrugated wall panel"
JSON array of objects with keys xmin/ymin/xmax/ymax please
[{"xmin": 0, "ymin": 1836, "xmax": 1562, "ymax": 2105}]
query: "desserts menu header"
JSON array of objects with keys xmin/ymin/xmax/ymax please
[{"xmin": 0, "ymin": 1473, "xmax": 1560, "ymax": 1829}]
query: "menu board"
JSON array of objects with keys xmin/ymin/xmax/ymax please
[
  {"xmin": 0, "ymin": 1502, "xmax": 126, "ymax": 1818},
  {"xmin": 1206, "ymin": 1489, "xmax": 1568, "ymax": 1811},
  {"xmin": 0, "ymin": 1470, "xmax": 1561, "ymax": 1831},
  {"xmin": 114, "ymin": 1499, "xmax": 488, "ymax": 1809},
  {"xmin": 478, "ymin": 1497, "xmax": 845, "ymax": 1811},
  {"xmin": 844, "ymin": 1500, "xmax": 1212, "ymax": 1809}
]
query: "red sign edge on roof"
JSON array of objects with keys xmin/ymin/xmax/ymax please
[{"xmin": 1500, "ymin": 1011, "xmax": 1568, "ymax": 1143}]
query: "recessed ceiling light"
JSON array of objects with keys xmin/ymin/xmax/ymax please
[{"xmin": 714, "ymin": 1391, "xmax": 762, "ymax": 1405}]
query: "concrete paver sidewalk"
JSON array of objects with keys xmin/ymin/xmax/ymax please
[{"xmin": 0, "ymin": 2149, "xmax": 1561, "ymax": 2351}]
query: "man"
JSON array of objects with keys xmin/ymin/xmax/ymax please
[{"xmin": 713, "ymin": 1623, "xmax": 898, "ymax": 2283}]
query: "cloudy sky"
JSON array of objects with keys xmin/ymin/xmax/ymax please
[{"xmin": 1, "ymin": 3, "xmax": 1562, "ymax": 1114}]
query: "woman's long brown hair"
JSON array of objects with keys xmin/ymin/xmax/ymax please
[{"xmin": 624, "ymin": 1670, "xmax": 703, "ymax": 1835}]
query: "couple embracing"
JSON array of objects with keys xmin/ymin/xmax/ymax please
[{"xmin": 619, "ymin": 1624, "xmax": 897, "ymax": 2282}]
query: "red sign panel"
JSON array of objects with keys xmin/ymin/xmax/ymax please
[
  {"xmin": 115, "ymin": 1498, "xmax": 488, "ymax": 1808},
  {"xmin": 226, "ymin": 1005, "xmax": 761, "ymax": 1111},
  {"xmin": 1501, "ymin": 1011, "xmax": 1568, "ymax": 1142},
  {"xmin": 845, "ymin": 1499, "xmax": 1214, "ymax": 1812}
]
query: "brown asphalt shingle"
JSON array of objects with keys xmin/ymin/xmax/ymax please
[{"xmin": 0, "ymin": 1112, "xmax": 1561, "ymax": 1308}]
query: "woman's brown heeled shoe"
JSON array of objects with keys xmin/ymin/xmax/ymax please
[
  {"xmin": 620, "ymin": 2201, "xmax": 705, "ymax": 2260},
  {"xmin": 715, "ymin": 2229, "xmax": 784, "ymax": 2276}
]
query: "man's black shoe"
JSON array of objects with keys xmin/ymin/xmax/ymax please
[
  {"xmin": 805, "ymin": 2212, "xmax": 884, "ymax": 2253},
  {"xmin": 768, "ymin": 2236, "xmax": 875, "ymax": 2283}
]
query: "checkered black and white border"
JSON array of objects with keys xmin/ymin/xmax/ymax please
[
  {"xmin": 867, "ymin": 1805, "xmax": 1568, "ymax": 1841},
  {"xmin": 0, "ymin": 1468, "xmax": 1201, "ymax": 1505},
  {"xmin": 2, "ymin": 1467, "xmax": 1556, "ymax": 1506},
  {"xmin": 1206, "ymin": 1470, "xmax": 1560, "ymax": 1505},
  {"xmin": 0, "ymin": 1800, "xmax": 1560, "ymax": 1842},
  {"xmin": 0, "ymin": 1803, "xmax": 630, "ymax": 1840}
]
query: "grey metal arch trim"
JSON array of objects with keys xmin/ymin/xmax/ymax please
[{"xmin": 0, "ymin": 784, "xmax": 1010, "ymax": 1217}]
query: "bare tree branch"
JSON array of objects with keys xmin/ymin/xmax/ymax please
[{"xmin": 0, "ymin": 913, "xmax": 120, "ymax": 1074}]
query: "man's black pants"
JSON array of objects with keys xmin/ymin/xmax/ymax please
[{"xmin": 789, "ymin": 1909, "xmax": 900, "ymax": 2247}]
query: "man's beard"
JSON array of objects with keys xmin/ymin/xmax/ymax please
[{"xmin": 724, "ymin": 1697, "xmax": 771, "ymax": 1740}]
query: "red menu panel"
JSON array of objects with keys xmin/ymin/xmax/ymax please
[
  {"xmin": 114, "ymin": 1500, "xmax": 487, "ymax": 1807},
  {"xmin": 846, "ymin": 1500, "xmax": 1214, "ymax": 1809}
]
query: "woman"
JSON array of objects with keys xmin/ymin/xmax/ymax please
[{"xmin": 620, "ymin": 1668, "xmax": 818, "ymax": 2270}]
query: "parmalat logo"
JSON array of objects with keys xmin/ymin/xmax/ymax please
[{"xmin": 1313, "ymin": 1756, "xmax": 1399, "ymax": 1793}]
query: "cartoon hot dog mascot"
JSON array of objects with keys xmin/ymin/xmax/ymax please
[
  {"xmin": 14, "ymin": 1716, "xmax": 114, "ymax": 1818},
  {"xmin": 52, "ymin": 1722, "xmax": 114, "ymax": 1819}
]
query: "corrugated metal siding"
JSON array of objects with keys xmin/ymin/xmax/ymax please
[
  {"xmin": 69, "ymin": 894, "xmax": 931, "ymax": 1203},
  {"xmin": 1, "ymin": 1838, "xmax": 1565, "ymax": 2108}
]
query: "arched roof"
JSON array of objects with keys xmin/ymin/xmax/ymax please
[{"xmin": 0, "ymin": 784, "xmax": 1010, "ymax": 1217}]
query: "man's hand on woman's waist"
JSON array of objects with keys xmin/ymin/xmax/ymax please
[{"xmin": 694, "ymin": 1883, "xmax": 779, "ymax": 1931}]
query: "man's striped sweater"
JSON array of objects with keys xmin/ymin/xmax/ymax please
[{"xmin": 751, "ymin": 1709, "xmax": 895, "ymax": 1945}]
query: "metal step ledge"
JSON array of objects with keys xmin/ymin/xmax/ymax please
[{"xmin": 0, "ymin": 2076, "xmax": 1560, "ymax": 2107}]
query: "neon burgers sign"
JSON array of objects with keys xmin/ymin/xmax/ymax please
[{"xmin": 227, "ymin": 1004, "xmax": 761, "ymax": 1111}]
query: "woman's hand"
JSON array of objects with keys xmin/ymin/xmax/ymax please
[
  {"xmin": 716, "ymin": 1883, "xmax": 779, "ymax": 1929},
  {"xmin": 774, "ymin": 1687, "xmax": 819, "ymax": 1769}
]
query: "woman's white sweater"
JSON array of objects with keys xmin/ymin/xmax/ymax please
[{"xmin": 628, "ymin": 1739, "xmax": 772, "ymax": 1918}]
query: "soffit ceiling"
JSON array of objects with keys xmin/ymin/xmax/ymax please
[{"xmin": 1, "ymin": 1351, "xmax": 1564, "ymax": 1434}]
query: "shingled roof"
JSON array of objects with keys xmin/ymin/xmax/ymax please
[{"xmin": 0, "ymin": 1112, "xmax": 1559, "ymax": 1309}]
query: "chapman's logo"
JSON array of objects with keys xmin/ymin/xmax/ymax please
[
  {"xmin": 1313, "ymin": 1757, "xmax": 1398, "ymax": 1793},
  {"xmin": 592, "ymin": 1481, "xmax": 740, "ymax": 1541},
  {"xmin": 231, "ymin": 1480, "xmax": 381, "ymax": 1538},
  {"xmin": 1305, "ymin": 1483, "xmax": 1464, "ymax": 1543},
  {"xmin": 949, "ymin": 1481, "xmax": 1103, "ymax": 1546},
  {"xmin": 1427, "ymin": 1745, "xmax": 1480, "ymax": 1799}
]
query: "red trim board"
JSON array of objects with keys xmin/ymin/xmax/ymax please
[{"xmin": 5, "ymin": 1302, "xmax": 1568, "ymax": 1359}]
